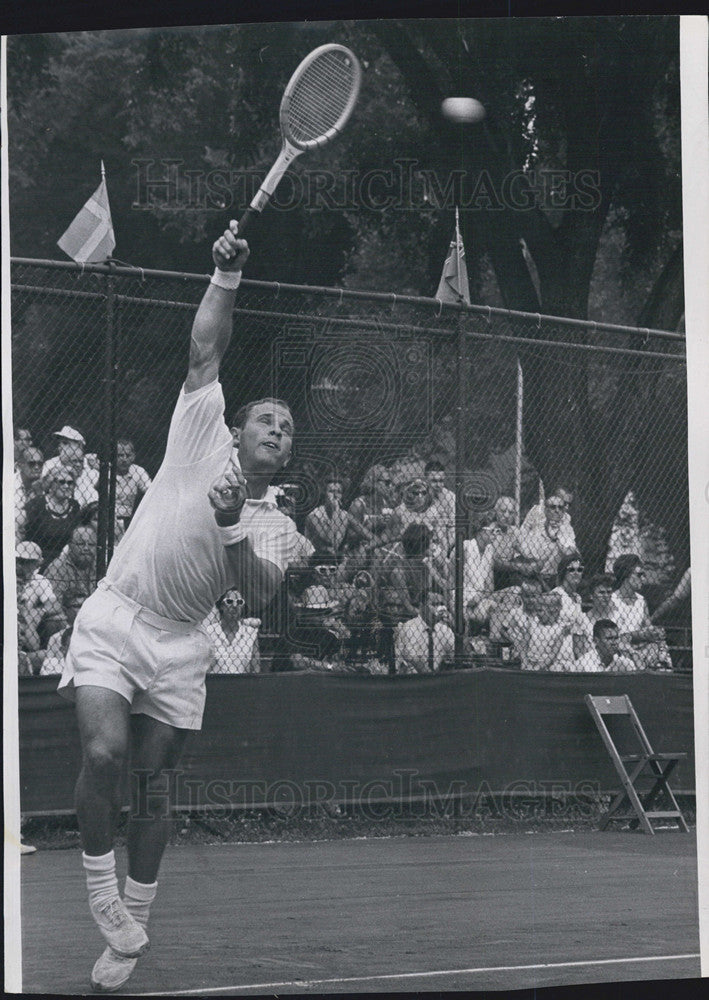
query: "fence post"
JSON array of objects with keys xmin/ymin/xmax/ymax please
[
  {"xmin": 514, "ymin": 358, "xmax": 524, "ymax": 525},
  {"xmin": 454, "ymin": 316, "xmax": 467, "ymax": 664},
  {"xmin": 96, "ymin": 263, "xmax": 118, "ymax": 579}
]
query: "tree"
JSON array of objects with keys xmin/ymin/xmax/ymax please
[{"xmin": 8, "ymin": 19, "xmax": 686, "ymax": 571}]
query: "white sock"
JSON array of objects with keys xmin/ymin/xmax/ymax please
[
  {"xmin": 83, "ymin": 850, "xmax": 119, "ymax": 909},
  {"xmin": 124, "ymin": 876, "xmax": 157, "ymax": 929}
]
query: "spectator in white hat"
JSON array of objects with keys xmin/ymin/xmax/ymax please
[
  {"xmin": 16, "ymin": 541, "xmax": 63, "ymax": 656},
  {"xmin": 43, "ymin": 425, "xmax": 99, "ymax": 507}
]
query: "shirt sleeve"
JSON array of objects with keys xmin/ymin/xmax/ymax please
[
  {"xmin": 163, "ymin": 380, "xmax": 232, "ymax": 467},
  {"xmin": 249, "ymin": 514, "xmax": 301, "ymax": 577}
]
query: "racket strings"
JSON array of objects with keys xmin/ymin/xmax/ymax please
[{"xmin": 287, "ymin": 51, "xmax": 358, "ymax": 143}]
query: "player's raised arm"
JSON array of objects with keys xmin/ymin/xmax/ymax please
[{"xmin": 186, "ymin": 221, "xmax": 250, "ymax": 393}]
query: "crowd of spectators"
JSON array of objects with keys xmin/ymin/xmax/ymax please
[
  {"xmin": 14, "ymin": 425, "xmax": 151, "ymax": 676},
  {"xmin": 14, "ymin": 425, "xmax": 687, "ymax": 678},
  {"xmin": 261, "ymin": 467, "xmax": 686, "ymax": 676}
]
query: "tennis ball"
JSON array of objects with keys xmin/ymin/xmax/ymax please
[{"xmin": 441, "ymin": 97, "xmax": 486, "ymax": 124}]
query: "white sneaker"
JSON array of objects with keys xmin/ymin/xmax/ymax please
[
  {"xmin": 90, "ymin": 947, "xmax": 138, "ymax": 992},
  {"xmin": 89, "ymin": 897, "xmax": 149, "ymax": 958},
  {"xmin": 20, "ymin": 843, "xmax": 37, "ymax": 855}
]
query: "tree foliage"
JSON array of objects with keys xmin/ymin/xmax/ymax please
[{"xmin": 7, "ymin": 18, "xmax": 687, "ymax": 570}]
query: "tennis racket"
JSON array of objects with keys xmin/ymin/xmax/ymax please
[{"xmin": 238, "ymin": 43, "xmax": 362, "ymax": 234}]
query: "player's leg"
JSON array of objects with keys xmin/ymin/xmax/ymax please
[
  {"xmin": 74, "ymin": 685, "xmax": 150, "ymax": 960},
  {"xmin": 126, "ymin": 712, "xmax": 190, "ymax": 884},
  {"xmin": 92, "ymin": 714, "xmax": 189, "ymax": 992},
  {"xmin": 75, "ymin": 685, "xmax": 131, "ymax": 853}
]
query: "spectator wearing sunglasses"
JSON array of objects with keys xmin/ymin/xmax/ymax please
[
  {"xmin": 550, "ymin": 552, "xmax": 593, "ymax": 669},
  {"xmin": 609, "ymin": 555, "xmax": 672, "ymax": 670},
  {"xmin": 516, "ymin": 492, "xmax": 578, "ymax": 588},
  {"xmin": 15, "ymin": 446, "xmax": 45, "ymax": 541},
  {"xmin": 522, "ymin": 482, "xmax": 576, "ymax": 546},
  {"xmin": 204, "ymin": 589, "xmax": 261, "ymax": 674},
  {"xmin": 42, "ymin": 426, "xmax": 99, "ymax": 507},
  {"xmin": 348, "ymin": 465, "xmax": 401, "ymax": 547},
  {"xmin": 24, "ymin": 465, "xmax": 82, "ymax": 570}
]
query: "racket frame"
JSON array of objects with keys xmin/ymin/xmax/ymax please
[{"xmin": 239, "ymin": 43, "xmax": 361, "ymax": 231}]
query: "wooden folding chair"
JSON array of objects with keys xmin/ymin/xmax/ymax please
[{"xmin": 584, "ymin": 694, "xmax": 689, "ymax": 834}]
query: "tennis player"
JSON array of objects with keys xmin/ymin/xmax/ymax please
[{"xmin": 58, "ymin": 221, "xmax": 299, "ymax": 991}]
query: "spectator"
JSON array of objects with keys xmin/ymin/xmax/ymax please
[
  {"xmin": 110, "ymin": 438, "xmax": 153, "ymax": 530},
  {"xmin": 14, "ymin": 426, "xmax": 33, "ymax": 467},
  {"xmin": 395, "ymin": 591, "xmax": 455, "ymax": 673},
  {"xmin": 376, "ymin": 523, "xmax": 446, "ymax": 672},
  {"xmin": 575, "ymin": 620, "xmax": 636, "ymax": 673},
  {"xmin": 550, "ymin": 552, "xmax": 592, "ymax": 669},
  {"xmin": 343, "ymin": 569, "xmax": 380, "ymax": 661},
  {"xmin": 609, "ymin": 555, "xmax": 672, "ymax": 670},
  {"xmin": 494, "ymin": 575, "xmax": 545, "ymax": 657},
  {"xmin": 304, "ymin": 477, "xmax": 374, "ymax": 562},
  {"xmin": 348, "ymin": 465, "xmax": 401, "ymax": 548},
  {"xmin": 44, "ymin": 525, "xmax": 98, "ymax": 607},
  {"xmin": 488, "ymin": 494, "xmax": 537, "ymax": 589},
  {"xmin": 517, "ymin": 492, "xmax": 578, "ymax": 587},
  {"xmin": 204, "ymin": 589, "xmax": 261, "ymax": 674},
  {"xmin": 24, "ymin": 465, "xmax": 82, "ymax": 570},
  {"xmin": 519, "ymin": 592, "xmax": 573, "ymax": 672},
  {"xmin": 584, "ymin": 573, "xmax": 616, "ymax": 628},
  {"xmin": 42, "ymin": 425, "xmax": 99, "ymax": 507},
  {"xmin": 289, "ymin": 561, "xmax": 348, "ymax": 666},
  {"xmin": 39, "ymin": 588, "xmax": 89, "ymax": 676},
  {"xmin": 16, "ymin": 541, "xmax": 63, "ymax": 655},
  {"xmin": 462, "ymin": 517, "xmax": 498, "ymax": 625},
  {"xmin": 522, "ymin": 482, "xmax": 576, "ymax": 549},
  {"xmin": 299, "ymin": 560, "xmax": 340, "ymax": 612},
  {"xmin": 395, "ymin": 478, "xmax": 433, "ymax": 534},
  {"xmin": 423, "ymin": 460, "xmax": 456, "ymax": 557},
  {"xmin": 79, "ymin": 499, "xmax": 126, "ymax": 547},
  {"xmin": 14, "ymin": 446, "xmax": 45, "ymax": 540}
]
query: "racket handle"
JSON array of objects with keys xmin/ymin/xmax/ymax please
[{"xmin": 237, "ymin": 205, "xmax": 260, "ymax": 236}]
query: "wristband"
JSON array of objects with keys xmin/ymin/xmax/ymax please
[
  {"xmin": 217, "ymin": 521, "xmax": 247, "ymax": 546},
  {"xmin": 211, "ymin": 268, "xmax": 242, "ymax": 291}
]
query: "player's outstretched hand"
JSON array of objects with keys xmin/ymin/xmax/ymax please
[
  {"xmin": 213, "ymin": 220, "xmax": 250, "ymax": 273},
  {"xmin": 208, "ymin": 463, "xmax": 248, "ymax": 522}
]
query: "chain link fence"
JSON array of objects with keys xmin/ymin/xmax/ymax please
[{"xmin": 11, "ymin": 258, "xmax": 690, "ymax": 678}]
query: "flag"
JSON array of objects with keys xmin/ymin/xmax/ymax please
[
  {"xmin": 57, "ymin": 161, "xmax": 115, "ymax": 263},
  {"xmin": 435, "ymin": 207, "xmax": 470, "ymax": 306}
]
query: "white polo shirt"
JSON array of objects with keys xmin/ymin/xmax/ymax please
[{"xmin": 105, "ymin": 380, "xmax": 299, "ymax": 623}]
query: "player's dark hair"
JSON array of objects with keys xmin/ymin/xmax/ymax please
[
  {"xmin": 231, "ymin": 398, "xmax": 292, "ymax": 430},
  {"xmin": 593, "ymin": 618, "xmax": 618, "ymax": 640},
  {"xmin": 424, "ymin": 460, "xmax": 445, "ymax": 474}
]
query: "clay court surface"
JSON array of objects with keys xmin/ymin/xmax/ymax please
[{"xmin": 21, "ymin": 829, "xmax": 699, "ymax": 994}]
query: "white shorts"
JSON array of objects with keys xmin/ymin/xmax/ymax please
[{"xmin": 58, "ymin": 581, "xmax": 211, "ymax": 730}]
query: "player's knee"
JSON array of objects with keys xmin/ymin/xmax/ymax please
[{"xmin": 83, "ymin": 738, "xmax": 126, "ymax": 782}]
